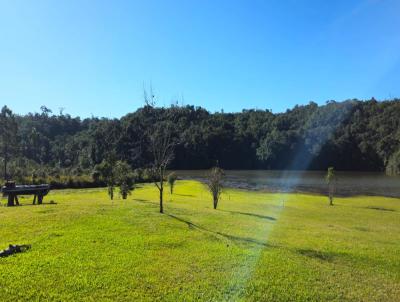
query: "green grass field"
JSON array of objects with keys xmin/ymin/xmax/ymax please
[{"xmin": 0, "ymin": 180, "xmax": 399, "ymax": 301}]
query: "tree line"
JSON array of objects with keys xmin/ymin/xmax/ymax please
[{"xmin": 1, "ymin": 98, "xmax": 400, "ymax": 187}]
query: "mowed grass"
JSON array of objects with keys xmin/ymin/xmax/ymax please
[{"xmin": 0, "ymin": 180, "xmax": 399, "ymax": 301}]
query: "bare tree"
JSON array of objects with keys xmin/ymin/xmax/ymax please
[
  {"xmin": 143, "ymin": 83, "xmax": 156, "ymax": 107},
  {"xmin": 149, "ymin": 122, "xmax": 175, "ymax": 213},
  {"xmin": 325, "ymin": 166, "xmax": 336, "ymax": 206},
  {"xmin": 206, "ymin": 167, "xmax": 224, "ymax": 209}
]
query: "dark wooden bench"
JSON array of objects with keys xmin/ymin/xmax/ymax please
[{"xmin": 2, "ymin": 182, "xmax": 51, "ymax": 206}]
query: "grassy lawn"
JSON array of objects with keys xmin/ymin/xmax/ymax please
[{"xmin": 0, "ymin": 180, "xmax": 399, "ymax": 301}]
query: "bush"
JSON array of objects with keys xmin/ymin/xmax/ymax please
[{"xmin": 167, "ymin": 172, "xmax": 178, "ymax": 194}]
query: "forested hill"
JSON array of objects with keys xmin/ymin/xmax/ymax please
[{"xmin": 2, "ymin": 98, "xmax": 400, "ymax": 179}]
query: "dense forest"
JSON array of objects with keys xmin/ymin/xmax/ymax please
[{"xmin": 1, "ymin": 98, "xmax": 400, "ymax": 186}]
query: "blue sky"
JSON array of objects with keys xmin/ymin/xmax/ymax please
[{"xmin": 1, "ymin": 0, "xmax": 399, "ymax": 118}]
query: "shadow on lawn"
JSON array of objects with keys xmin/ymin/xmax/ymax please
[
  {"xmin": 364, "ymin": 206, "xmax": 395, "ymax": 212},
  {"xmin": 167, "ymin": 214, "xmax": 271, "ymax": 247},
  {"xmin": 174, "ymin": 193, "xmax": 195, "ymax": 197},
  {"xmin": 296, "ymin": 249, "xmax": 336, "ymax": 262},
  {"xmin": 12, "ymin": 201, "xmax": 58, "ymax": 207},
  {"xmin": 133, "ymin": 198, "xmax": 153, "ymax": 204},
  {"xmin": 219, "ymin": 209, "xmax": 277, "ymax": 221},
  {"xmin": 132, "ymin": 199, "xmax": 160, "ymax": 209}
]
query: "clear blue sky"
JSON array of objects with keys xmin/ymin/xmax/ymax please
[{"xmin": 1, "ymin": 0, "xmax": 399, "ymax": 118}]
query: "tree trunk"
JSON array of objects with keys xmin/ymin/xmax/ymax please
[
  {"xmin": 329, "ymin": 184, "xmax": 334, "ymax": 206},
  {"xmin": 160, "ymin": 185, "xmax": 164, "ymax": 213},
  {"xmin": 213, "ymin": 197, "xmax": 218, "ymax": 209},
  {"xmin": 108, "ymin": 186, "xmax": 114, "ymax": 200},
  {"xmin": 7, "ymin": 194, "xmax": 14, "ymax": 207},
  {"xmin": 3, "ymin": 146, "xmax": 7, "ymax": 181},
  {"xmin": 159, "ymin": 170, "xmax": 164, "ymax": 213}
]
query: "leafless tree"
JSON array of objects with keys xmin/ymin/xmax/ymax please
[
  {"xmin": 206, "ymin": 167, "xmax": 225, "ymax": 209},
  {"xmin": 149, "ymin": 122, "xmax": 175, "ymax": 213},
  {"xmin": 143, "ymin": 83, "xmax": 156, "ymax": 107}
]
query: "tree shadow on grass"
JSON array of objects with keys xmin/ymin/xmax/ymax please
[
  {"xmin": 12, "ymin": 201, "xmax": 58, "ymax": 207},
  {"xmin": 167, "ymin": 214, "xmax": 271, "ymax": 248},
  {"xmin": 133, "ymin": 198, "xmax": 152, "ymax": 203},
  {"xmin": 296, "ymin": 249, "xmax": 336, "ymax": 262},
  {"xmin": 295, "ymin": 248, "xmax": 385, "ymax": 268},
  {"xmin": 365, "ymin": 206, "xmax": 395, "ymax": 212},
  {"xmin": 353, "ymin": 226, "xmax": 369, "ymax": 232},
  {"xmin": 132, "ymin": 199, "xmax": 158, "ymax": 207},
  {"xmin": 174, "ymin": 193, "xmax": 195, "ymax": 197},
  {"xmin": 219, "ymin": 209, "xmax": 277, "ymax": 221}
]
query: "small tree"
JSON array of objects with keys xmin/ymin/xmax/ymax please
[
  {"xmin": 148, "ymin": 121, "xmax": 176, "ymax": 213},
  {"xmin": 206, "ymin": 167, "xmax": 224, "ymax": 209},
  {"xmin": 325, "ymin": 167, "xmax": 336, "ymax": 206},
  {"xmin": 167, "ymin": 172, "xmax": 177, "ymax": 194},
  {"xmin": 114, "ymin": 160, "xmax": 134, "ymax": 199},
  {"xmin": 96, "ymin": 160, "xmax": 115, "ymax": 200}
]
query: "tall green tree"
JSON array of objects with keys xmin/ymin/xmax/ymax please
[
  {"xmin": 386, "ymin": 150, "xmax": 400, "ymax": 176},
  {"xmin": 0, "ymin": 106, "xmax": 18, "ymax": 181}
]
